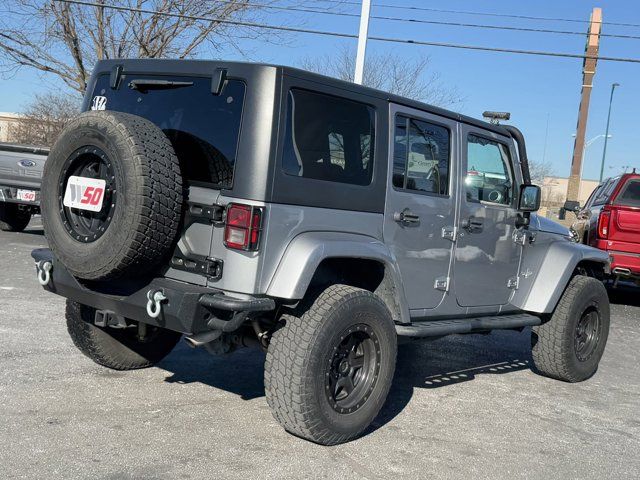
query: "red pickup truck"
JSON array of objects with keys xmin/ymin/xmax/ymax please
[{"xmin": 572, "ymin": 171, "xmax": 640, "ymax": 283}]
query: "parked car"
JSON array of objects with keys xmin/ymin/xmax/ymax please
[
  {"xmin": 571, "ymin": 171, "xmax": 640, "ymax": 283},
  {"xmin": 33, "ymin": 59, "xmax": 610, "ymax": 445},
  {"xmin": 0, "ymin": 143, "xmax": 48, "ymax": 231}
]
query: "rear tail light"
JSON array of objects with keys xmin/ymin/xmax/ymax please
[
  {"xmin": 597, "ymin": 209, "xmax": 611, "ymax": 239},
  {"xmin": 224, "ymin": 203, "xmax": 263, "ymax": 251}
]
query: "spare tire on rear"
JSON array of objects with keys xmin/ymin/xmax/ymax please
[{"xmin": 41, "ymin": 111, "xmax": 183, "ymax": 280}]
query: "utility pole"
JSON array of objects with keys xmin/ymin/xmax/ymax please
[
  {"xmin": 564, "ymin": 7, "xmax": 602, "ymax": 215},
  {"xmin": 354, "ymin": 0, "xmax": 371, "ymax": 85},
  {"xmin": 599, "ymin": 82, "xmax": 620, "ymax": 182}
]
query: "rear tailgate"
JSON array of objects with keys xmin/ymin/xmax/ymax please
[{"xmin": 0, "ymin": 145, "xmax": 47, "ymax": 190}]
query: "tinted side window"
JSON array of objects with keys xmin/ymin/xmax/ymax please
[
  {"xmin": 593, "ymin": 178, "xmax": 619, "ymax": 205},
  {"xmin": 615, "ymin": 179, "xmax": 640, "ymax": 207},
  {"xmin": 282, "ymin": 89, "xmax": 375, "ymax": 186},
  {"xmin": 583, "ymin": 185, "xmax": 601, "ymax": 208},
  {"xmin": 466, "ymin": 134, "xmax": 513, "ymax": 205},
  {"xmin": 392, "ymin": 115, "xmax": 450, "ymax": 195}
]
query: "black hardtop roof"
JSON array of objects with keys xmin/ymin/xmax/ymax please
[{"xmin": 94, "ymin": 58, "xmax": 510, "ymax": 136}]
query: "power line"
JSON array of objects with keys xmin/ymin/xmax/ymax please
[
  {"xmin": 308, "ymin": 0, "xmax": 640, "ymax": 29},
  {"xmin": 207, "ymin": 0, "xmax": 640, "ymax": 40},
  {"xmin": 53, "ymin": 0, "xmax": 640, "ymax": 64}
]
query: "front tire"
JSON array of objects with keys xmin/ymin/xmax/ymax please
[
  {"xmin": 0, "ymin": 203, "xmax": 31, "ymax": 232},
  {"xmin": 66, "ymin": 300, "xmax": 181, "ymax": 370},
  {"xmin": 265, "ymin": 285, "xmax": 397, "ymax": 445},
  {"xmin": 532, "ymin": 275, "xmax": 610, "ymax": 382}
]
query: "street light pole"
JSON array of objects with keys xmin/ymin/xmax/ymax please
[
  {"xmin": 599, "ymin": 82, "xmax": 620, "ymax": 182},
  {"xmin": 354, "ymin": 0, "xmax": 371, "ymax": 85},
  {"xmin": 573, "ymin": 133, "xmax": 610, "ymax": 199}
]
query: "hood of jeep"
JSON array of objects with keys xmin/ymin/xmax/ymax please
[{"xmin": 531, "ymin": 213, "xmax": 570, "ymax": 236}]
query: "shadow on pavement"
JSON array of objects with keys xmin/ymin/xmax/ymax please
[
  {"xmin": 159, "ymin": 342, "xmax": 267, "ymax": 400},
  {"xmin": 607, "ymin": 283, "xmax": 640, "ymax": 307},
  {"xmin": 157, "ymin": 328, "xmax": 533, "ymax": 434},
  {"xmin": 368, "ymin": 328, "xmax": 533, "ymax": 435},
  {"xmin": 23, "ymin": 227, "xmax": 45, "ymax": 236}
]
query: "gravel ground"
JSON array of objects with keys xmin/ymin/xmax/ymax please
[{"xmin": 1, "ymin": 219, "xmax": 639, "ymax": 480}]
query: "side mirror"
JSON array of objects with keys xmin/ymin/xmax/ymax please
[{"xmin": 519, "ymin": 184, "xmax": 541, "ymax": 212}]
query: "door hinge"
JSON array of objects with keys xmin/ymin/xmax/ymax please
[
  {"xmin": 434, "ymin": 276, "xmax": 450, "ymax": 292},
  {"xmin": 513, "ymin": 229, "xmax": 527, "ymax": 245},
  {"xmin": 187, "ymin": 202, "xmax": 225, "ymax": 225},
  {"xmin": 513, "ymin": 229, "xmax": 537, "ymax": 246},
  {"xmin": 171, "ymin": 254, "xmax": 223, "ymax": 280},
  {"xmin": 442, "ymin": 226, "xmax": 458, "ymax": 242},
  {"xmin": 507, "ymin": 276, "xmax": 520, "ymax": 289}
]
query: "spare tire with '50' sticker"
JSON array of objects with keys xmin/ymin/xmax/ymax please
[{"xmin": 41, "ymin": 111, "xmax": 183, "ymax": 280}]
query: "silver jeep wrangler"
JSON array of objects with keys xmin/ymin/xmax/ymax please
[{"xmin": 33, "ymin": 60, "xmax": 610, "ymax": 445}]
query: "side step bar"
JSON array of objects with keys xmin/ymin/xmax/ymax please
[{"xmin": 396, "ymin": 313, "xmax": 541, "ymax": 338}]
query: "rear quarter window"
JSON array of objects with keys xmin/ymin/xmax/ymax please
[
  {"xmin": 281, "ymin": 89, "xmax": 375, "ymax": 186},
  {"xmin": 615, "ymin": 179, "xmax": 640, "ymax": 207}
]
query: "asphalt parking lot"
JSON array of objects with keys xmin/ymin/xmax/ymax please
[{"xmin": 1, "ymin": 219, "xmax": 639, "ymax": 480}]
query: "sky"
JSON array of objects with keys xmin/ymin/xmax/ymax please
[{"xmin": 1, "ymin": 0, "xmax": 639, "ymax": 181}]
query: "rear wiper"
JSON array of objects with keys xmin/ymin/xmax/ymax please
[{"xmin": 128, "ymin": 79, "xmax": 194, "ymax": 92}]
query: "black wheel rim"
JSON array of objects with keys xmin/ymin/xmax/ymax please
[
  {"xmin": 574, "ymin": 305, "xmax": 602, "ymax": 362},
  {"xmin": 325, "ymin": 324, "xmax": 381, "ymax": 414},
  {"xmin": 58, "ymin": 146, "xmax": 117, "ymax": 243}
]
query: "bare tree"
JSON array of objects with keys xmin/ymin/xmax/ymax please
[
  {"xmin": 301, "ymin": 45, "xmax": 464, "ymax": 108},
  {"xmin": 10, "ymin": 93, "xmax": 80, "ymax": 146},
  {"xmin": 528, "ymin": 159, "xmax": 556, "ymax": 186},
  {"xmin": 0, "ymin": 0, "xmax": 295, "ymax": 94}
]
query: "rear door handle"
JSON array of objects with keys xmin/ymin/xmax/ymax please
[
  {"xmin": 394, "ymin": 209, "xmax": 420, "ymax": 225},
  {"xmin": 461, "ymin": 216, "xmax": 484, "ymax": 233}
]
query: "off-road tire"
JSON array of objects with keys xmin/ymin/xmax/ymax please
[
  {"xmin": 41, "ymin": 111, "xmax": 183, "ymax": 280},
  {"xmin": 0, "ymin": 203, "xmax": 31, "ymax": 232},
  {"xmin": 532, "ymin": 275, "xmax": 610, "ymax": 382},
  {"xmin": 66, "ymin": 300, "xmax": 181, "ymax": 370},
  {"xmin": 265, "ymin": 285, "xmax": 397, "ymax": 445}
]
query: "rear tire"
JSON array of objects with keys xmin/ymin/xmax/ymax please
[
  {"xmin": 66, "ymin": 300, "xmax": 181, "ymax": 370},
  {"xmin": 265, "ymin": 285, "xmax": 397, "ymax": 445},
  {"xmin": 0, "ymin": 203, "xmax": 31, "ymax": 232},
  {"xmin": 531, "ymin": 275, "xmax": 610, "ymax": 382}
]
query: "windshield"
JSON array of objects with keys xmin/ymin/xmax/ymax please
[{"xmin": 89, "ymin": 74, "xmax": 245, "ymax": 189}]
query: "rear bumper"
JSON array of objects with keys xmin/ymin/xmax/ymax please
[
  {"xmin": 0, "ymin": 184, "xmax": 41, "ymax": 208},
  {"xmin": 609, "ymin": 251, "xmax": 640, "ymax": 278},
  {"xmin": 31, "ymin": 248, "xmax": 275, "ymax": 334}
]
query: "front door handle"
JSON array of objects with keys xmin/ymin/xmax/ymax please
[
  {"xmin": 394, "ymin": 209, "xmax": 420, "ymax": 225},
  {"xmin": 461, "ymin": 216, "xmax": 484, "ymax": 233}
]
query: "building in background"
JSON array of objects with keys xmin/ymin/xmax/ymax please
[
  {"xmin": 539, "ymin": 175, "xmax": 600, "ymax": 220},
  {"xmin": 0, "ymin": 112, "xmax": 22, "ymax": 143}
]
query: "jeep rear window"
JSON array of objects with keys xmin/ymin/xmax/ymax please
[
  {"xmin": 615, "ymin": 179, "xmax": 640, "ymax": 207},
  {"xmin": 90, "ymin": 74, "xmax": 245, "ymax": 189},
  {"xmin": 282, "ymin": 89, "xmax": 375, "ymax": 186}
]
